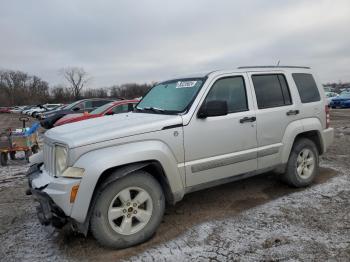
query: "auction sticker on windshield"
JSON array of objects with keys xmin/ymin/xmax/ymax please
[{"xmin": 176, "ymin": 81, "xmax": 197, "ymax": 88}]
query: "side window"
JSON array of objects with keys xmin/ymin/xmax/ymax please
[
  {"xmin": 92, "ymin": 100, "xmax": 108, "ymax": 108},
  {"xmin": 292, "ymin": 73, "xmax": 321, "ymax": 103},
  {"xmin": 112, "ymin": 104, "xmax": 129, "ymax": 114},
  {"xmin": 84, "ymin": 101, "xmax": 93, "ymax": 109},
  {"xmin": 205, "ymin": 76, "xmax": 248, "ymax": 113},
  {"xmin": 74, "ymin": 102, "xmax": 84, "ymax": 110},
  {"xmin": 252, "ymin": 74, "xmax": 292, "ymax": 109}
]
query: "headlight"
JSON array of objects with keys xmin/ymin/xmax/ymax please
[{"xmin": 55, "ymin": 145, "xmax": 68, "ymax": 177}]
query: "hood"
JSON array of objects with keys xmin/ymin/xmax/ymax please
[
  {"xmin": 332, "ymin": 97, "xmax": 350, "ymax": 101},
  {"xmin": 45, "ymin": 112, "xmax": 183, "ymax": 148},
  {"xmin": 59, "ymin": 113, "xmax": 84, "ymax": 122},
  {"xmin": 53, "ymin": 113, "xmax": 85, "ymax": 127}
]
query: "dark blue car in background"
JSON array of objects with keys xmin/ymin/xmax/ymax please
[{"xmin": 330, "ymin": 91, "xmax": 350, "ymax": 108}]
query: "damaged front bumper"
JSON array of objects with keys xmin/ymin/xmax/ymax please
[{"xmin": 26, "ymin": 164, "xmax": 80, "ymax": 228}]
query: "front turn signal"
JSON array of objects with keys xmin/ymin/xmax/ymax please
[{"xmin": 70, "ymin": 185, "xmax": 80, "ymax": 203}]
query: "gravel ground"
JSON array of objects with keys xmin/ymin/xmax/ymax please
[{"xmin": 0, "ymin": 110, "xmax": 349, "ymax": 261}]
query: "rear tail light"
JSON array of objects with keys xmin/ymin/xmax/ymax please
[{"xmin": 325, "ymin": 105, "xmax": 330, "ymax": 128}]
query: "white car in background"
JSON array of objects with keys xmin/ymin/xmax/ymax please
[
  {"xmin": 10, "ymin": 106, "xmax": 27, "ymax": 113},
  {"xmin": 22, "ymin": 106, "xmax": 38, "ymax": 115},
  {"xmin": 26, "ymin": 104, "xmax": 63, "ymax": 117}
]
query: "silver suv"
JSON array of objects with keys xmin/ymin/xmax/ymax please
[{"xmin": 27, "ymin": 66, "xmax": 334, "ymax": 248}]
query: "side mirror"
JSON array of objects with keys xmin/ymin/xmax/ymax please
[
  {"xmin": 198, "ymin": 100, "xmax": 228, "ymax": 118},
  {"xmin": 72, "ymin": 107, "xmax": 80, "ymax": 112},
  {"xmin": 105, "ymin": 111, "xmax": 114, "ymax": 115}
]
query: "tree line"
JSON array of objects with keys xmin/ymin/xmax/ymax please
[{"xmin": 0, "ymin": 68, "xmax": 153, "ymax": 106}]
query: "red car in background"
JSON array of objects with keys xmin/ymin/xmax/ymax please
[
  {"xmin": 54, "ymin": 100, "xmax": 139, "ymax": 127},
  {"xmin": 0, "ymin": 107, "xmax": 11, "ymax": 113}
]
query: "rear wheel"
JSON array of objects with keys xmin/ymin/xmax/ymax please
[
  {"xmin": 282, "ymin": 138, "xmax": 319, "ymax": 187},
  {"xmin": 90, "ymin": 171, "xmax": 165, "ymax": 249},
  {"xmin": 0, "ymin": 152, "xmax": 8, "ymax": 166}
]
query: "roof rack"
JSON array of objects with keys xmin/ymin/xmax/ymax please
[{"xmin": 237, "ymin": 65, "xmax": 311, "ymax": 69}]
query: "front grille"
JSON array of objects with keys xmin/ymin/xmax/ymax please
[{"xmin": 43, "ymin": 142, "xmax": 55, "ymax": 176}]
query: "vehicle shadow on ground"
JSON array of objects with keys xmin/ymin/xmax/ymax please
[{"xmin": 56, "ymin": 167, "xmax": 337, "ymax": 261}]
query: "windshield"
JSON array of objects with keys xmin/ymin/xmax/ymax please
[
  {"xmin": 90, "ymin": 102, "xmax": 114, "ymax": 115},
  {"xmin": 136, "ymin": 78, "xmax": 205, "ymax": 114},
  {"xmin": 340, "ymin": 92, "xmax": 350, "ymax": 98}
]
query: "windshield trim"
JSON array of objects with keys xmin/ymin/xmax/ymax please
[{"xmin": 135, "ymin": 76, "xmax": 207, "ymax": 115}]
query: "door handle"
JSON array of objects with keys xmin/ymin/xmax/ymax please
[
  {"xmin": 286, "ymin": 110, "xmax": 299, "ymax": 116},
  {"xmin": 239, "ymin": 116, "xmax": 256, "ymax": 123}
]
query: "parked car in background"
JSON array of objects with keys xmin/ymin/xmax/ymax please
[
  {"xmin": 31, "ymin": 104, "xmax": 63, "ymax": 118},
  {"xmin": 329, "ymin": 91, "xmax": 350, "ymax": 108},
  {"xmin": 10, "ymin": 106, "xmax": 28, "ymax": 113},
  {"xmin": 22, "ymin": 105, "xmax": 39, "ymax": 115},
  {"xmin": 28, "ymin": 66, "xmax": 334, "ymax": 248},
  {"xmin": 0, "ymin": 107, "xmax": 11, "ymax": 113},
  {"xmin": 9, "ymin": 106, "xmax": 24, "ymax": 113},
  {"xmin": 325, "ymin": 91, "xmax": 338, "ymax": 105},
  {"xmin": 37, "ymin": 104, "xmax": 66, "ymax": 119},
  {"xmin": 40, "ymin": 98, "xmax": 115, "ymax": 129},
  {"xmin": 54, "ymin": 100, "xmax": 138, "ymax": 127}
]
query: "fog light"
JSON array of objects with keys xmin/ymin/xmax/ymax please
[{"xmin": 70, "ymin": 185, "xmax": 79, "ymax": 203}]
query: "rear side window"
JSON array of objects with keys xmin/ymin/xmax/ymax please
[
  {"xmin": 205, "ymin": 76, "xmax": 248, "ymax": 113},
  {"xmin": 252, "ymin": 74, "xmax": 292, "ymax": 109},
  {"xmin": 292, "ymin": 73, "xmax": 320, "ymax": 103}
]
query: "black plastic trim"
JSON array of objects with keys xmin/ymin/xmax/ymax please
[{"xmin": 162, "ymin": 124, "xmax": 183, "ymax": 130}]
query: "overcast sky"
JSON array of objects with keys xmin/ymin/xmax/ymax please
[{"xmin": 0, "ymin": 0, "xmax": 349, "ymax": 88}]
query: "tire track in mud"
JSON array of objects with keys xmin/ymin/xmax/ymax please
[{"xmin": 0, "ymin": 172, "xmax": 26, "ymax": 185}]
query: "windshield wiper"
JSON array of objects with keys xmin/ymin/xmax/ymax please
[{"xmin": 136, "ymin": 107, "xmax": 165, "ymax": 113}]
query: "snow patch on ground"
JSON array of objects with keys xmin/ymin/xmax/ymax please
[
  {"xmin": 128, "ymin": 163, "xmax": 350, "ymax": 261},
  {"xmin": 0, "ymin": 152, "xmax": 29, "ymax": 188}
]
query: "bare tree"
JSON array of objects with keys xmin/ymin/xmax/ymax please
[{"xmin": 61, "ymin": 67, "xmax": 90, "ymax": 100}]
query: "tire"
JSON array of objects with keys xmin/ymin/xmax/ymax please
[
  {"xmin": 0, "ymin": 152, "xmax": 8, "ymax": 166},
  {"xmin": 282, "ymin": 138, "xmax": 319, "ymax": 187},
  {"xmin": 90, "ymin": 170, "xmax": 165, "ymax": 249},
  {"xmin": 9, "ymin": 151, "xmax": 16, "ymax": 160}
]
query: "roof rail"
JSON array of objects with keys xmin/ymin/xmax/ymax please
[{"xmin": 237, "ymin": 65, "xmax": 311, "ymax": 69}]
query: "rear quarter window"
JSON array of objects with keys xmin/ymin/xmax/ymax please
[{"xmin": 292, "ymin": 73, "xmax": 321, "ymax": 103}]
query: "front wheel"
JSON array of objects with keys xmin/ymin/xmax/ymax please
[
  {"xmin": 90, "ymin": 171, "xmax": 165, "ymax": 249},
  {"xmin": 282, "ymin": 138, "xmax": 319, "ymax": 187}
]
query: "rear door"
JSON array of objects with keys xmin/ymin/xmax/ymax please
[{"xmin": 248, "ymin": 72, "xmax": 300, "ymax": 169}]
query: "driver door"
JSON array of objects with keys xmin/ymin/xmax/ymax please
[{"xmin": 184, "ymin": 74, "xmax": 258, "ymax": 187}]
